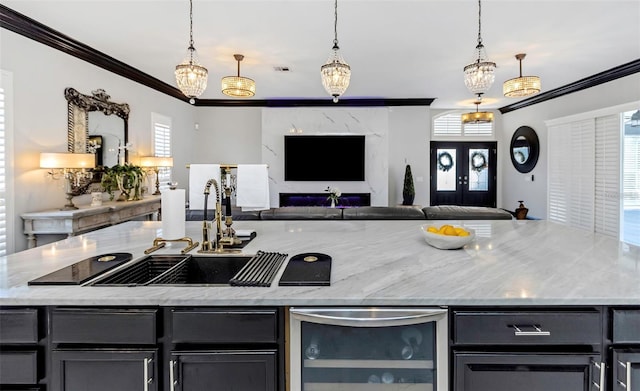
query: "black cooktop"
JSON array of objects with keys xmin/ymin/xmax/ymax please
[{"xmin": 28, "ymin": 253, "xmax": 132, "ymax": 285}]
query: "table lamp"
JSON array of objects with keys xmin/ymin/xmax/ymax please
[
  {"xmin": 40, "ymin": 152, "xmax": 96, "ymax": 210},
  {"xmin": 139, "ymin": 156, "xmax": 174, "ymax": 195}
]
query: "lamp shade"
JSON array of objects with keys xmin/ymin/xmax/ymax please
[
  {"xmin": 40, "ymin": 153, "xmax": 95, "ymax": 169},
  {"xmin": 461, "ymin": 110, "xmax": 494, "ymax": 124},
  {"xmin": 139, "ymin": 156, "xmax": 174, "ymax": 168}
]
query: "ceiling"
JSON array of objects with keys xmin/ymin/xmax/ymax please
[{"xmin": 3, "ymin": 0, "xmax": 640, "ymax": 109}]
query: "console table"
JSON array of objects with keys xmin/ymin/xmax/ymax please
[{"xmin": 21, "ymin": 196, "xmax": 161, "ymax": 248}]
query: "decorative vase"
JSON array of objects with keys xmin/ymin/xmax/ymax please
[
  {"xmin": 330, "ymin": 199, "xmax": 336, "ymax": 208},
  {"xmin": 515, "ymin": 200, "xmax": 529, "ymax": 220}
]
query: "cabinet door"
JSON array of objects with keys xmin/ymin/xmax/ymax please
[
  {"xmin": 170, "ymin": 350, "xmax": 276, "ymax": 391},
  {"xmin": 613, "ymin": 350, "xmax": 640, "ymax": 391},
  {"xmin": 454, "ymin": 352, "xmax": 603, "ymax": 391},
  {"xmin": 51, "ymin": 350, "xmax": 157, "ymax": 391}
]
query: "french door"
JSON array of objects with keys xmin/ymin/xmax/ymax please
[{"xmin": 430, "ymin": 141, "xmax": 497, "ymax": 207}]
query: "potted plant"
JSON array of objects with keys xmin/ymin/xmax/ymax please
[
  {"xmin": 402, "ymin": 164, "xmax": 415, "ymax": 205},
  {"xmin": 101, "ymin": 163, "xmax": 145, "ymax": 201}
]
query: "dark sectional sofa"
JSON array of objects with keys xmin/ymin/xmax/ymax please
[{"xmin": 185, "ymin": 206, "xmax": 514, "ymax": 221}]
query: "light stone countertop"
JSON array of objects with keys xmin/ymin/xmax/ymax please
[{"xmin": 1, "ymin": 219, "xmax": 639, "ymax": 306}]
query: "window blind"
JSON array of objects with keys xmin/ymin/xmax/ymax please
[
  {"xmin": 433, "ymin": 112, "xmax": 493, "ymax": 138},
  {"xmin": 0, "ymin": 85, "xmax": 7, "ymax": 255},
  {"xmin": 548, "ymin": 119, "xmax": 595, "ymax": 231},
  {"xmin": 152, "ymin": 116, "xmax": 172, "ymax": 191},
  {"xmin": 594, "ymin": 114, "xmax": 620, "ymax": 237}
]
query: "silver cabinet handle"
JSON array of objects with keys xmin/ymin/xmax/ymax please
[
  {"xmin": 170, "ymin": 360, "xmax": 177, "ymax": 391},
  {"xmin": 618, "ymin": 361, "xmax": 631, "ymax": 390},
  {"xmin": 592, "ymin": 362, "xmax": 605, "ymax": 390},
  {"xmin": 512, "ymin": 324, "xmax": 551, "ymax": 336},
  {"xmin": 143, "ymin": 357, "xmax": 153, "ymax": 391}
]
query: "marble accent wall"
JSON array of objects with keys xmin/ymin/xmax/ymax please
[{"xmin": 262, "ymin": 108, "xmax": 389, "ymax": 206}]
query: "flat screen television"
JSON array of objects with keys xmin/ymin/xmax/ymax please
[{"xmin": 284, "ymin": 135, "xmax": 365, "ymax": 181}]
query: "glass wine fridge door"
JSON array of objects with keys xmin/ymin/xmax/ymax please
[{"xmin": 289, "ymin": 307, "xmax": 448, "ymax": 391}]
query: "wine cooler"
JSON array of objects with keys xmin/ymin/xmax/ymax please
[{"xmin": 289, "ymin": 307, "xmax": 448, "ymax": 391}]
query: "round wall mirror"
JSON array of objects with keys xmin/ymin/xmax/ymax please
[{"xmin": 510, "ymin": 126, "xmax": 539, "ymax": 173}]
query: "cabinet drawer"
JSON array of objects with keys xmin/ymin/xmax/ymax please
[
  {"xmin": 171, "ymin": 308, "xmax": 278, "ymax": 344},
  {"xmin": 0, "ymin": 309, "xmax": 38, "ymax": 344},
  {"xmin": 0, "ymin": 351, "xmax": 38, "ymax": 384},
  {"xmin": 612, "ymin": 309, "xmax": 640, "ymax": 343},
  {"xmin": 51, "ymin": 308, "xmax": 157, "ymax": 345},
  {"xmin": 453, "ymin": 310, "xmax": 602, "ymax": 345}
]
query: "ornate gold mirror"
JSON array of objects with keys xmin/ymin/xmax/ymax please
[{"xmin": 65, "ymin": 88, "xmax": 130, "ymax": 167}]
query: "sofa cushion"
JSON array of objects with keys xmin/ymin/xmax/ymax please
[
  {"xmin": 343, "ymin": 206, "xmax": 426, "ymax": 220},
  {"xmin": 259, "ymin": 207, "xmax": 343, "ymax": 220},
  {"xmin": 422, "ymin": 205, "xmax": 513, "ymax": 220},
  {"xmin": 185, "ymin": 208, "xmax": 261, "ymax": 221}
]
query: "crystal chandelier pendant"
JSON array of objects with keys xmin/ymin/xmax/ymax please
[
  {"xmin": 321, "ymin": 43, "xmax": 351, "ymax": 103},
  {"xmin": 175, "ymin": 0, "xmax": 208, "ymax": 104},
  {"xmin": 463, "ymin": 0, "xmax": 496, "ymax": 95},
  {"xmin": 175, "ymin": 46, "xmax": 208, "ymax": 103},
  {"xmin": 464, "ymin": 43, "xmax": 496, "ymax": 94}
]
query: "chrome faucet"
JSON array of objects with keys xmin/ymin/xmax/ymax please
[{"xmin": 199, "ymin": 178, "xmax": 222, "ymax": 253}]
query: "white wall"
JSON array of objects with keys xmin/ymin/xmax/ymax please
[
  {"xmin": 0, "ymin": 30, "xmax": 196, "ymax": 251},
  {"xmin": 262, "ymin": 107, "xmax": 389, "ymax": 207},
  {"xmin": 388, "ymin": 106, "xmax": 431, "ymax": 206},
  {"xmin": 500, "ymin": 73, "xmax": 640, "ymax": 219}
]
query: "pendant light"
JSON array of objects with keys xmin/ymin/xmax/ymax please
[
  {"xmin": 461, "ymin": 94, "xmax": 494, "ymax": 124},
  {"xmin": 320, "ymin": 0, "xmax": 351, "ymax": 103},
  {"xmin": 221, "ymin": 54, "xmax": 256, "ymax": 97},
  {"xmin": 463, "ymin": 0, "xmax": 496, "ymax": 95},
  {"xmin": 175, "ymin": 0, "xmax": 208, "ymax": 104},
  {"xmin": 503, "ymin": 53, "xmax": 541, "ymax": 97}
]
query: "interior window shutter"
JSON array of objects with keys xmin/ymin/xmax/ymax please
[
  {"xmin": 594, "ymin": 114, "xmax": 621, "ymax": 237},
  {"xmin": 0, "ymin": 85, "xmax": 6, "ymax": 255},
  {"xmin": 152, "ymin": 114, "xmax": 172, "ymax": 191},
  {"xmin": 548, "ymin": 119, "xmax": 596, "ymax": 231},
  {"xmin": 548, "ymin": 123, "xmax": 571, "ymax": 224}
]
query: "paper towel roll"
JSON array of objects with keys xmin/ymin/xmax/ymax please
[{"xmin": 161, "ymin": 189, "xmax": 186, "ymax": 240}]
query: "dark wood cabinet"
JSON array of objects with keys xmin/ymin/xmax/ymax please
[
  {"xmin": 612, "ymin": 350, "xmax": 640, "ymax": 390},
  {"xmin": 451, "ymin": 308, "xmax": 605, "ymax": 391},
  {"xmin": 51, "ymin": 349, "xmax": 158, "ymax": 391},
  {"xmin": 0, "ymin": 308, "xmax": 42, "ymax": 388},
  {"xmin": 166, "ymin": 307, "xmax": 283, "ymax": 391},
  {"xmin": 454, "ymin": 352, "xmax": 603, "ymax": 391},
  {"xmin": 169, "ymin": 350, "xmax": 276, "ymax": 391}
]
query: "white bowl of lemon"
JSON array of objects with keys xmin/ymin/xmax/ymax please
[{"xmin": 420, "ymin": 224, "xmax": 476, "ymax": 250}]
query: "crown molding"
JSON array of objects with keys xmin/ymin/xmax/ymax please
[
  {"xmin": 0, "ymin": 4, "xmax": 434, "ymax": 108},
  {"xmin": 2, "ymin": 4, "xmax": 636, "ymax": 111},
  {"xmin": 499, "ymin": 59, "xmax": 640, "ymax": 114}
]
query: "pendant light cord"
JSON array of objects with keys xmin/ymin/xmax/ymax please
[
  {"xmin": 333, "ymin": 0, "xmax": 339, "ymax": 49},
  {"xmin": 188, "ymin": 0, "xmax": 195, "ymax": 62},
  {"xmin": 476, "ymin": 0, "xmax": 483, "ymax": 48}
]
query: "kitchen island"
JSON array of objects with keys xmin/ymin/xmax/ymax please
[
  {"xmin": 1, "ymin": 219, "xmax": 639, "ymax": 305},
  {"xmin": 1, "ymin": 219, "xmax": 639, "ymax": 391}
]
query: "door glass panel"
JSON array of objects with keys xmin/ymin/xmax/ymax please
[
  {"xmin": 436, "ymin": 149, "xmax": 456, "ymax": 191},
  {"xmin": 469, "ymin": 148, "xmax": 489, "ymax": 191},
  {"xmin": 301, "ymin": 321, "xmax": 437, "ymax": 388}
]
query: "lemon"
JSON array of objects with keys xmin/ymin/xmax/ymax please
[
  {"xmin": 454, "ymin": 227, "xmax": 468, "ymax": 236},
  {"xmin": 443, "ymin": 226, "xmax": 458, "ymax": 236},
  {"xmin": 427, "ymin": 226, "xmax": 438, "ymax": 233}
]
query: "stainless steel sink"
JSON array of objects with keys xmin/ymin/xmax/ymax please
[{"xmin": 90, "ymin": 254, "xmax": 252, "ymax": 286}]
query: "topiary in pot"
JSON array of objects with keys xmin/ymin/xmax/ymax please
[{"xmin": 402, "ymin": 164, "xmax": 415, "ymax": 205}]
